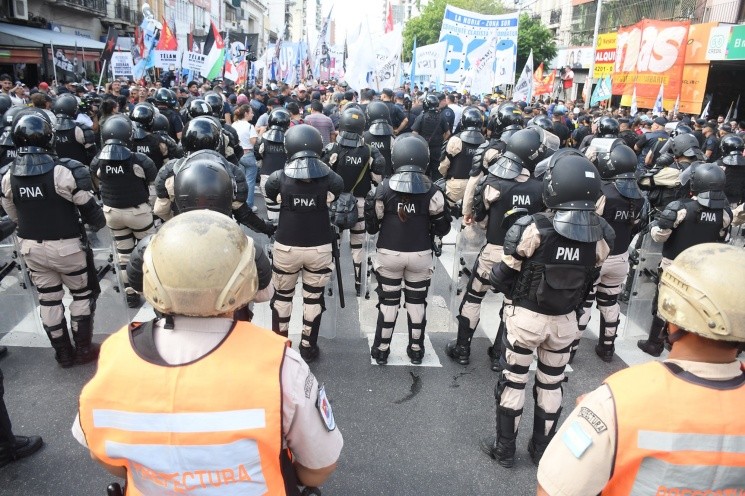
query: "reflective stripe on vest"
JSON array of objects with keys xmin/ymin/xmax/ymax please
[
  {"xmin": 79, "ymin": 321, "xmax": 290, "ymax": 496},
  {"xmin": 602, "ymin": 361, "xmax": 745, "ymax": 496}
]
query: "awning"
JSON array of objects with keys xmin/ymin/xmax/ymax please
[{"xmin": 0, "ymin": 22, "xmax": 105, "ymax": 50}]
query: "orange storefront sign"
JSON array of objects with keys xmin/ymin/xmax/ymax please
[
  {"xmin": 612, "ymin": 19, "xmax": 691, "ymax": 109},
  {"xmin": 678, "ymin": 22, "xmax": 717, "ymax": 115}
]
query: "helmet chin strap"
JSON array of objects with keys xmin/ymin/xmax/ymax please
[{"xmin": 665, "ymin": 322, "xmax": 684, "ymax": 344}]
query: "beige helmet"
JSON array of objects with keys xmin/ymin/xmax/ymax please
[
  {"xmin": 142, "ymin": 210, "xmax": 258, "ymax": 317},
  {"xmin": 658, "ymin": 243, "xmax": 745, "ymax": 342}
]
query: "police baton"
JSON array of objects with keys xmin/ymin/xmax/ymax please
[{"xmin": 330, "ymin": 224, "xmax": 345, "ymax": 308}]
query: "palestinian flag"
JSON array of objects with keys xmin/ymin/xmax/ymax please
[{"xmin": 201, "ymin": 20, "xmax": 225, "ymax": 80}]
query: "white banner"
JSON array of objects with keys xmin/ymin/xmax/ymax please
[
  {"xmin": 372, "ymin": 28, "xmax": 403, "ymax": 90},
  {"xmin": 110, "ymin": 51, "xmax": 134, "ymax": 77},
  {"xmin": 345, "ymin": 20, "xmax": 378, "ymax": 91},
  {"xmin": 183, "ymin": 51, "xmax": 206, "ymax": 72},
  {"xmin": 438, "ymin": 5, "xmax": 519, "ymax": 87},
  {"xmin": 414, "ymin": 41, "xmax": 447, "ymax": 81},
  {"xmin": 155, "ymin": 50, "xmax": 179, "ymax": 69},
  {"xmin": 463, "ymin": 34, "xmax": 498, "ymax": 95},
  {"xmin": 513, "ymin": 49, "xmax": 533, "ymax": 102}
]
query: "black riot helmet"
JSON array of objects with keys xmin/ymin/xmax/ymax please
[
  {"xmin": 130, "ymin": 103, "xmax": 156, "ymax": 129},
  {"xmin": 154, "ymin": 88, "xmax": 178, "ymax": 108},
  {"xmin": 101, "ymin": 115, "xmax": 133, "ymax": 147},
  {"xmin": 53, "ymin": 93, "xmax": 78, "ymax": 118},
  {"xmin": 12, "ymin": 114, "xmax": 54, "ymax": 153},
  {"xmin": 389, "ymin": 135, "xmax": 432, "ymax": 194},
  {"xmin": 3, "ymin": 106, "xmax": 24, "ymax": 130},
  {"xmin": 528, "ymin": 114, "xmax": 553, "ymax": 133},
  {"xmin": 597, "ymin": 117, "xmax": 620, "ymax": 137},
  {"xmin": 188, "ymin": 99, "xmax": 213, "ymax": 119},
  {"xmin": 495, "ymin": 103, "xmax": 524, "ymax": 133},
  {"xmin": 670, "ymin": 124, "xmax": 693, "ymax": 138},
  {"xmin": 181, "ymin": 116, "xmax": 222, "ymax": 153},
  {"xmin": 490, "ymin": 127, "xmax": 559, "ymax": 179},
  {"xmin": 0, "ymin": 94, "xmax": 10, "ymax": 116},
  {"xmin": 543, "ymin": 150, "xmax": 604, "ymax": 242},
  {"xmin": 367, "ymin": 101, "xmax": 394, "ymax": 137},
  {"xmin": 337, "ymin": 107, "xmax": 366, "ymax": 147},
  {"xmin": 593, "ymin": 139, "xmax": 642, "ymax": 199},
  {"xmin": 268, "ymin": 107, "xmax": 291, "ymax": 129},
  {"xmin": 284, "ymin": 124, "xmax": 330, "ymax": 179},
  {"xmin": 690, "ymin": 162, "xmax": 728, "ymax": 208},
  {"xmin": 460, "ymin": 106, "xmax": 484, "ymax": 130},
  {"xmin": 152, "ymin": 113, "xmax": 170, "ymax": 133},
  {"xmin": 670, "ymin": 133, "xmax": 703, "ymax": 159},
  {"xmin": 174, "ymin": 154, "xmax": 234, "ymax": 216},
  {"xmin": 720, "ymin": 133, "xmax": 744, "ymax": 156},
  {"xmin": 423, "ymin": 93, "xmax": 439, "ymax": 111},
  {"xmin": 203, "ymin": 92, "xmax": 224, "ymax": 118}
]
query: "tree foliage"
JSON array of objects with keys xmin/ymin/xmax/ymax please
[{"xmin": 402, "ymin": 2, "xmax": 558, "ymax": 78}]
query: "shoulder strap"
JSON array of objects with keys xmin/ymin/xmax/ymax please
[
  {"xmin": 350, "ymin": 145, "xmax": 372, "ymax": 192},
  {"xmin": 129, "ymin": 320, "xmax": 170, "ymax": 366}
]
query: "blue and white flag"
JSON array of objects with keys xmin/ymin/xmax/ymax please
[
  {"xmin": 590, "ymin": 75, "xmax": 612, "ymax": 106},
  {"xmin": 652, "ymin": 83, "xmax": 664, "ymax": 115},
  {"xmin": 630, "ymin": 86, "xmax": 638, "ymax": 117}
]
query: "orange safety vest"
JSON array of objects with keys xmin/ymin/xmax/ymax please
[
  {"xmin": 79, "ymin": 320, "xmax": 293, "ymax": 496},
  {"xmin": 602, "ymin": 361, "xmax": 745, "ymax": 496}
]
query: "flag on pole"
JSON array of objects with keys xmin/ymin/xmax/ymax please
[
  {"xmin": 201, "ymin": 21, "xmax": 226, "ymax": 80},
  {"xmin": 734, "ymin": 94, "xmax": 740, "ymax": 121},
  {"xmin": 590, "ymin": 75, "xmax": 612, "ymax": 106},
  {"xmin": 652, "ymin": 83, "xmax": 664, "ymax": 115},
  {"xmin": 157, "ymin": 17, "xmax": 177, "ymax": 50},
  {"xmin": 512, "ymin": 49, "xmax": 533, "ymax": 103},
  {"xmin": 673, "ymin": 94, "xmax": 680, "ymax": 116},
  {"xmin": 701, "ymin": 99, "xmax": 710, "ymax": 120},
  {"xmin": 100, "ymin": 27, "xmax": 118, "ymax": 64},
  {"xmin": 725, "ymin": 100, "xmax": 734, "ymax": 123},
  {"xmin": 630, "ymin": 86, "xmax": 638, "ymax": 117},
  {"xmin": 410, "ymin": 36, "xmax": 417, "ymax": 86},
  {"xmin": 313, "ymin": 7, "xmax": 333, "ymax": 77},
  {"xmin": 385, "ymin": 1, "xmax": 394, "ymax": 33}
]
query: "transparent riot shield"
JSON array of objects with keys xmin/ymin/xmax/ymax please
[
  {"xmin": 447, "ymin": 223, "xmax": 487, "ymax": 333},
  {"xmin": 359, "ymin": 233, "xmax": 379, "ymax": 337},
  {"xmin": 87, "ymin": 227, "xmax": 135, "ymax": 336},
  {"xmin": 0, "ymin": 234, "xmax": 44, "ymax": 346},
  {"xmin": 729, "ymin": 222, "xmax": 745, "ymax": 248},
  {"xmin": 619, "ymin": 233, "xmax": 663, "ymax": 340}
]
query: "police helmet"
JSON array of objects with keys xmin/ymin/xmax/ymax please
[
  {"xmin": 460, "ymin": 106, "xmax": 484, "ymax": 130},
  {"xmin": 142, "ymin": 210, "xmax": 258, "ymax": 317},
  {"xmin": 284, "ymin": 125, "xmax": 329, "ymax": 179},
  {"xmin": 503, "ymin": 128, "xmax": 553, "ymax": 171},
  {"xmin": 131, "ymin": 103, "xmax": 156, "ymax": 129},
  {"xmin": 203, "ymin": 92, "xmax": 224, "ymax": 118},
  {"xmin": 268, "ymin": 108, "xmax": 291, "ymax": 129},
  {"xmin": 3, "ymin": 106, "xmax": 25, "ymax": 130},
  {"xmin": 154, "ymin": 88, "xmax": 177, "ymax": 108},
  {"xmin": 0, "ymin": 94, "xmax": 10, "ymax": 117},
  {"xmin": 152, "ymin": 113, "xmax": 170, "ymax": 133},
  {"xmin": 174, "ymin": 155, "xmax": 234, "ymax": 216},
  {"xmin": 423, "ymin": 93, "xmax": 439, "ymax": 111},
  {"xmin": 391, "ymin": 134, "xmax": 429, "ymax": 171},
  {"xmin": 597, "ymin": 117, "xmax": 620, "ymax": 137},
  {"xmin": 12, "ymin": 114, "xmax": 54, "ymax": 153},
  {"xmin": 690, "ymin": 162, "xmax": 728, "ymax": 208},
  {"xmin": 12, "ymin": 107, "xmax": 53, "ymax": 130},
  {"xmin": 528, "ymin": 114, "xmax": 553, "ymax": 133},
  {"xmin": 495, "ymin": 103, "xmax": 524, "ymax": 133},
  {"xmin": 657, "ymin": 243, "xmax": 745, "ymax": 342},
  {"xmin": 670, "ymin": 124, "xmax": 693, "ymax": 138},
  {"xmin": 670, "ymin": 133, "xmax": 703, "ymax": 159},
  {"xmin": 100, "ymin": 115, "xmax": 133, "ymax": 147},
  {"xmin": 720, "ymin": 133, "xmax": 744, "ymax": 156},
  {"xmin": 182, "ymin": 116, "xmax": 222, "ymax": 153},
  {"xmin": 53, "ymin": 94, "xmax": 79, "ymax": 118},
  {"xmin": 594, "ymin": 139, "xmax": 637, "ymax": 180},
  {"xmin": 337, "ymin": 107, "xmax": 366, "ymax": 146},
  {"xmin": 188, "ymin": 99, "xmax": 213, "ymax": 119},
  {"xmin": 366, "ymin": 101, "xmax": 391, "ymax": 124}
]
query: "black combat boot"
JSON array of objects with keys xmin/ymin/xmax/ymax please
[
  {"xmin": 44, "ymin": 322, "xmax": 74, "ymax": 368},
  {"xmin": 487, "ymin": 321, "xmax": 507, "ymax": 372},
  {"xmin": 637, "ymin": 315, "xmax": 666, "ymax": 357},
  {"xmin": 406, "ymin": 315, "xmax": 426, "ymax": 365},
  {"xmin": 445, "ymin": 315, "xmax": 474, "ymax": 365},
  {"xmin": 567, "ymin": 338, "xmax": 581, "ymax": 364},
  {"xmin": 0, "ymin": 435, "xmax": 44, "ymax": 469},
  {"xmin": 371, "ymin": 312, "xmax": 392, "ymax": 365},
  {"xmin": 528, "ymin": 407, "xmax": 562, "ymax": 466},
  {"xmin": 353, "ymin": 262, "xmax": 362, "ymax": 297},
  {"xmin": 125, "ymin": 289, "xmax": 141, "ymax": 308},
  {"xmin": 0, "ymin": 346, "xmax": 6, "ymax": 359},
  {"xmin": 481, "ymin": 406, "xmax": 520, "ymax": 468},
  {"xmin": 594, "ymin": 316, "xmax": 616, "ymax": 362},
  {"xmin": 72, "ymin": 315, "xmax": 99, "ymax": 365},
  {"xmin": 299, "ymin": 315, "xmax": 322, "ymax": 363}
]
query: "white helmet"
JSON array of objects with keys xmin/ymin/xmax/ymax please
[
  {"xmin": 658, "ymin": 243, "xmax": 745, "ymax": 342},
  {"xmin": 143, "ymin": 210, "xmax": 258, "ymax": 317}
]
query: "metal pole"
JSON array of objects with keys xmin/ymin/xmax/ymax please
[
  {"xmin": 586, "ymin": 0, "xmax": 603, "ymax": 103},
  {"xmin": 98, "ymin": 60, "xmax": 107, "ymax": 90},
  {"xmin": 50, "ymin": 42, "xmax": 59, "ymax": 85}
]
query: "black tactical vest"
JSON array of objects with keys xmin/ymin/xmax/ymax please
[
  {"xmin": 97, "ymin": 158, "xmax": 149, "ymax": 209},
  {"xmin": 449, "ymin": 140, "xmax": 480, "ymax": 179},
  {"xmin": 364, "ymin": 132, "xmax": 393, "ymax": 177},
  {"xmin": 275, "ymin": 173, "xmax": 334, "ymax": 247},
  {"xmin": 55, "ymin": 127, "xmax": 88, "ymax": 164},
  {"xmin": 724, "ymin": 166, "xmax": 745, "ymax": 204},
  {"xmin": 601, "ymin": 182, "xmax": 645, "ymax": 255},
  {"xmin": 10, "ymin": 166, "xmax": 80, "ymax": 240},
  {"xmin": 160, "ymin": 108, "xmax": 181, "ymax": 141},
  {"xmin": 260, "ymin": 140, "xmax": 287, "ymax": 176},
  {"xmin": 376, "ymin": 182, "xmax": 435, "ymax": 252},
  {"xmin": 485, "ymin": 175, "xmax": 544, "ymax": 246},
  {"xmin": 335, "ymin": 145, "xmax": 372, "ymax": 197},
  {"xmin": 662, "ymin": 199, "xmax": 727, "ymax": 260},
  {"xmin": 131, "ymin": 133, "xmax": 164, "ymax": 170},
  {"xmin": 512, "ymin": 214, "xmax": 597, "ymax": 315},
  {"xmin": 0, "ymin": 147, "xmax": 16, "ymax": 168}
]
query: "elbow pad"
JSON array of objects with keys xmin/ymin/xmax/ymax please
[
  {"xmin": 0, "ymin": 216, "xmax": 16, "ymax": 243},
  {"xmin": 657, "ymin": 202, "xmax": 681, "ymax": 230},
  {"xmin": 364, "ymin": 189, "xmax": 380, "ymax": 235},
  {"xmin": 78, "ymin": 198, "xmax": 105, "ymax": 231},
  {"xmin": 254, "ymin": 246, "xmax": 273, "ymax": 290},
  {"xmin": 490, "ymin": 262, "xmax": 519, "ymax": 295}
]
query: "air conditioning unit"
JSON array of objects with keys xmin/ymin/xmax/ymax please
[{"xmin": 10, "ymin": 0, "xmax": 29, "ymax": 20}]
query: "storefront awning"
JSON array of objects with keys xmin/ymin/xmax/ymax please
[{"xmin": 0, "ymin": 22, "xmax": 105, "ymax": 50}]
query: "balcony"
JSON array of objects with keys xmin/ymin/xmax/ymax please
[
  {"xmin": 114, "ymin": 1, "xmax": 139, "ymax": 25},
  {"xmin": 51, "ymin": 0, "xmax": 106, "ymax": 16},
  {"xmin": 549, "ymin": 8, "xmax": 561, "ymax": 25}
]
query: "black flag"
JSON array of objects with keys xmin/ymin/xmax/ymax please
[{"xmin": 100, "ymin": 27, "xmax": 118, "ymax": 64}]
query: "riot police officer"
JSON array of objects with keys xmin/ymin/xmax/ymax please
[
  {"xmin": 481, "ymin": 150, "xmax": 614, "ymax": 468},
  {"xmin": 151, "ymin": 113, "xmax": 183, "ymax": 161},
  {"xmin": 153, "ymin": 88, "xmax": 183, "ymax": 141},
  {"xmin": 0, "ymin": 107, "xmax": 23, "ymax": 173},
  {"xmin": 90, "ymin": 115, "xmax": 157, "ymax": 307},
  {"xmin": 256, "ymin": 107, "xmax": 290, "ymax": 223},
  {"xmin": 637, "ymin": 162, "xmax": 732, "ymax": 356},
  {"xmin": 577, "ymin": 116, "xmax": 619, "ymax": 153},
  {"xmin": 411, "ymin": 93, "xmax": 450, "ymax": 180},
  {"xmin": 438, "ymin": 107, "xmax": 485, "ymax": 213},
  {"xmin": 203, "ymin": 92, "xmax": 243, "ymax": 165},
  {"xmin": 363, "ymin": 101, "xmax": 395, "ymax": 177},
  {"xmin": 446, "ymin": 128, "xmax": 554, "ymax": 367},
  {"xmin": 462, "ymin": 103, "xmax": 525, "ymax": 223},
  {"xmin": 264, "ymin": 124, "xmax": 345, "ymax": 362},
  {"xmin": 153, "ymin": 116, "xmax": 275, "ymax": 237},
  {"xmin": 576, "ymin": 140, "xmax": 644, "ymax": 362},
  {"xmin": 718, "ymin": 133, "xmax": 745, "ymax": 205},
  {"xmin": 321, "ymin": 107, "xmax": 386, "ymax": 296},
  {"xmin": 365, "ymin": 135, "xmax": 451, "ymax": 364},
  {"xmin": 52, "ymin": 93, "xmax": 97, "ymax": 165},
  {"xmin": 1, "ymin": 114, "xmax": 105, "ymax": 367},
  {"xmin": 129, "ymin": 103, "xmax": 169, "ymax": 170}
]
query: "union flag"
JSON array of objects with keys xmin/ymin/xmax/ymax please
[{"xmin": 157, "ymin": 17, "xmax": 177, "ymax": 51}]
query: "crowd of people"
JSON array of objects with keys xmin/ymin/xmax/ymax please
[{"xmin": 0, "ymin": 70, "xmax": 743, "ymax": 495}]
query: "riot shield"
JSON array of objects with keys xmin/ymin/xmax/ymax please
[
  {"xmin": 619, "ymin": 233, "xmax": 663, "ymax": 340},
  {"xmin": 0, "ymin": 234, "xmax": 43, "ymax": 346},
  {"xmin": 447, "ymin": 223, "xmax": 488, "ymax": 331},
  {"xmin": 729, "ymin": 222, "xmax": 745, "ymax": 248}
]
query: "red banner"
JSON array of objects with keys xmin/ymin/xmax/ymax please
[
  {"xmin": 612, "ymin": 19, "xmax": 690, "ymax": 110},
  {"xmin": 533, "ymin": 63, "xmax": 556, "ymax": 96}
]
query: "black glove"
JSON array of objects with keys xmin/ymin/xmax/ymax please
[{"xmin": 263, "ymin": 222, "xmax": 277, "ymax": 238}]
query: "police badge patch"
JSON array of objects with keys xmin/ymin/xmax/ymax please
[{"xmin": 316, "ymin": 384, "xmax": 336, "ymax": 431}]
